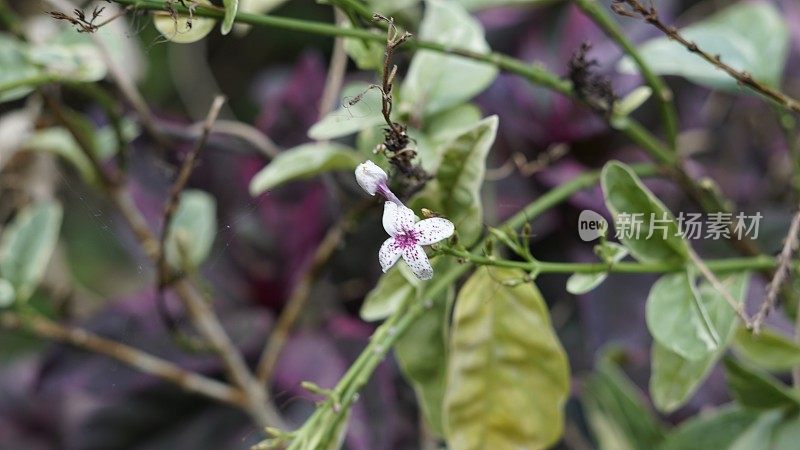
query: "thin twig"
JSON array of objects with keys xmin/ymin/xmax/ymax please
[
  {"xmin": 372, "ymin": 13, "xmax": 411, "ymax": 134},
  {"xmin": 0, "ymin": 312, "xmax": 245, "ymax": 407},
  {"xmin": 254, "ymin": 13, "xmax": 354, "ymax": 378},
  {"xmin": 752, "ymin": 208, "xmax": 800, "ymax": 333},
  {"xmin": 171, "ymin": 279, "xmax": 283, "ymax": 428},
  {"xmin": 144, "ymin": 95, "xmax": 284, "ymax": 429},
  {"xmin": 153, "ymin": 96, "xmax": 224, "ymax": 366},
  {"xmin": 97, "ymin": 1, "xmax": 771, "ymax": 260},
  {"xmin": 159, "ymin": 120, "xmax": 281, "ymax": 160},
  {"xmin": 94, "ymin": 25, "xmax": 169, "ymax": 151},
  {"xmin": 687, "ymin": 247, "xmax": 751, "ymax": 326},
  {"xmin": 256, "ymin": 202, "xmax": 368, "ymax": 383},
  {"xmin": 157, "ymin": 95, "xmax": 225, "ymax": 288},
  {"xmin": 485, "ymin": 144, "xmax": 569, "ymax": 181},
  {"xmin": 206, "ymin": 120, "xmax": 280, "ymax": 159},
  {"xmin": 574, "ymin": 0, "xmax": 678, "ymax": 149},
  {"xmin": 42, "ymin": 91, "xmax": 122, "ymax": 188},
  {"xmin": 45, "ymin": 91, "xmax": 284, "ymax": 429},
  {"xmin": 612, "ymin": 0, "xmax": 800, "ymax": 115},
  {"xmin": 107, "ymin": 184, "xmax": 285, "ymax": 429},
  {"xmin": 44, "ymin": 0, "xmax": 170, "ymax": 151},
  {"xmin": 318, "ymin": 9, "xmax": 349, "ymax": 121}
]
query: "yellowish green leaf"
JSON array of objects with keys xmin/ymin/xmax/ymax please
[{"xmin": 445, "ymin": 267, "xmax": 570, "ymax": 450}]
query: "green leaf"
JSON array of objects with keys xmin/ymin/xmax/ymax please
[
  {"xmin": 0, "ymin": 201, "xmax": 63, "ymax": 302},
  {"xmin": 360, "ymin": 259, "xmax": 446, "ymax": 321},
  {"xmin": 444, "ymin": 267, "xmax": 570, "ymax": 450},
  {"xmin": 366, "ymin": 0, "xmax": 418, "ymax": 14},
  {"xmin": 733, "ymin": 327, "xmax": 800, "ymax": 372},
  {"xmin": 657, "ymin": 405, "xmax": 759, "ymax": 450},
  {"xmin": 649, "ymin": 272, "xmax": 749, "ymax": 412},
  {"xmin": 458, "ymin": 0, "xmax": 557, "ymax": 10},
  {"xmin": 601, "ymin": 161, "xmax": 688, "ymax": 263},
  {"xmin": 23, "ymin": 120, "xmax": 140, "ymax": 185},
  {"xmin": 221, "ymin": 0, "xmax": 239, "ymax": 35},
  {"xmin": 54, "ymin": 8, "xmax": 145, "ymax": 82},
  {"xmin": 583, "ymin": 356, "xmax": 665, "ymax": 450},
  {"xmin": 566, "ymin": 242, "xmax": 628, "ymax": 295},
  {"xmin": 723, "ymin": 357, "xmax": 800, "ymax": 410},
  {"xmin": 424, "ymin": 103, "xmax": 483, "ymax": 143},
  {"xmin": 0, "ymin": 32, "xmax": 110, "ymax": 101},
  {"xmin": 566, "ymin": 273, "xmax": 603, "ymax": 296},
  {"xmin": 650, "ymin": 343, "xmax": 716, "ymax": 413},
  {"xmin": 249, "ymin": 143, "xmax": 361, "ymax": 195},
  {"xmin": 233, "ymin": 0, "xmax": 289, "ymax": 34},
  {"xmin": 240, "ymin": 0, "xmax": 290, "ymax": 14},
  {"xmin": 614, "ymin": 86, "xmax": 653, "ymax": 117},
  {"xmin": 618, "ymin": 3, "xmax": 789, "ymax": 91},
  {"xmin": 646, "ymin": 271, "xmax": 718, "ymax": 359},
  {"xmin": 342, "ymin": 23, "xmax": 384, "ymax": 70},
  {"xmin": 165, "ymin": 190, "xmax": 217, "ymax": 271},
  {"xmin": 400, "ymin": 0, "xmax": 498, "ymax": 115},
  {"xmin": 410, "ymin": 116, "xmax": 498, "ymax": 246},
  {"xmin": 395, "ymin": 287, "xmax": 453, "ymax": 436},
  {"xmin": 0, "ymin": 33, "xmax": 40, "ymax": 102},
  {"xmin": 27, "ymin": 43, "xmax": 106, "ymax": 83},
  {"xmin": 308, "ymin": 83, "xmax": 385, "ymax": 140},
  {"xmin": 361, "ymin": 265, "xmax": 417, "ymax": 321},
  {"xmin": 0, "ymin": 278, "xmax": 14, "ymax": 308},
  {"xmin": 729, "ymin": 410, "xmax": 785, "ymax": 450},
  {"xmin": 363, "ymin": 259, "xmax": 457, "ymax": 433},
  {"xmin": 771, "ymin": 412, "xmax": 800, "ymax": 450},
  {"xmin": 153, "ymin": 1, "xmax": 217, "ymax": 44},
  {"xmin": 722, "ymin": 409, "xmax": 800, "ymax": 450}
]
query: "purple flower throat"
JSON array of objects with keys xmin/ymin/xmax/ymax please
[{"xmin": 394, "ymin": 229, "xmax": 418, "ymax": 249}]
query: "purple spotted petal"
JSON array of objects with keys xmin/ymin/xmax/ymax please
[
  {"xmin": 382, "ymin": 202, "xmax": 415, "ymax": 236},
  {"xmin": 402, "ymin": 245, "xmax": 433, "ymax": 280},
  {"xmin": 414, "ymin": 218, "xmax": 454, "ymax": 245},
  {"xmin": 378, "ymin": 237, "xmax": 403, "ymax": 272}
]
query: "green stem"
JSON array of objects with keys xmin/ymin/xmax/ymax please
[
  {"xmin": 101, "ymin": 1, "xmax": 779, "ymax": 443},
  {"xmin": 112, "ymin": 0, "xmax": 574, "ymax": 93},
  {"xmin": 574, "ymin": 0, "xmax": 678, "ymax": 150},
  {"xmin": 286, "ymin": 264, "xmax": 467, "ymax": 450},
  {"xmin": 439, "ymin": 247, "xmax": 779, "ymax": 274},
  {"xmin": 273, "ymin": 163, "xmax": 660, "ymax": 448},
  {"xmin": 107, "ymin": 0, "xmax": 694, "ymax": 177},
  {"xmin": 107, "ymin": 1, "xmax": 682, "ymax": 169},
  {"xmin": 0, "ymin": 74, "xmax": 60, "ymax": 95},
  {"xmin": 775, "ymin": 108, "xmax": 800, "ymax": 200},
  {"xmin": 0, "ymin": 0, "xmax": 23, "ymax": 37},
  {"xmin": 503, "ymin": 163, "xmax": 661, "ymax": 232}
]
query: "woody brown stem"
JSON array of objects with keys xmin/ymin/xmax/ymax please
[
  {"xmin": 612, "ymin": 0, "xmax": 800, "ymax": 114},
  {"xmin": 0, "ymin": 312, "xmax": 245, "ymax": 407}
]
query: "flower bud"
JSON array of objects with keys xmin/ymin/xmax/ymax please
[
  {"xmin": 355, "ymin": 160, "xmax": 403, "ymax": 205},
  {"xmin": 355, "ymin": 160, "xmax": 388, "ymax": 196}
]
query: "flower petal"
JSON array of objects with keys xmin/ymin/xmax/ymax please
[
  {"xmin": 378, "ymin": 237, "xmax": 403, "ymax": 272},
  {"xmin": 383, "ymin": 202, "xmax": 416, "ymax": 236},
  {"xmin": 414, "ymin": 218, "xmax": 455, "ymax": 245},
  {"xmin": 402, "ymin": 245, "xmax": 433, "ymax": 280},
  {"xmin": 355, "ymin": 160, "xmax": 388, "ymax": 195}
]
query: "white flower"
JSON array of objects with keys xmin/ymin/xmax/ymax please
[
  {"xmin": 379, "ymin": 202, "xmax": 454, "ymax": 280},
  {"xmin": 355, "ymin": 160, "xmax": 401, "ymax": 204},
  {"xmin": 355, "ymin": 160, "xmax": 388, "ymax": 195}
]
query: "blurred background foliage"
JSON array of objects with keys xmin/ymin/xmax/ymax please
[{"xmin": 1, "ymin": 0, "xmax": 800, "ymax": 449}]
